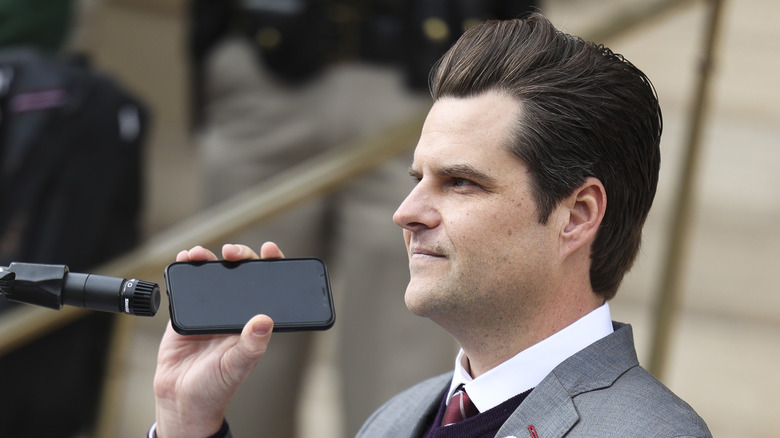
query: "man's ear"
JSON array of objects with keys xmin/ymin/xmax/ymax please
[{"xmin": 559, "ymin": 177, "xmax": 606, "ymax": 258}]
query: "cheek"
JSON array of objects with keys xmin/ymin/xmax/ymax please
[
  {"xmin": 451, "ymin": 210, "xmax": 514, "ymax": 257},
  {"xmin": 473, "ymin": 211, "xmax": 543, "ymax": 262}
]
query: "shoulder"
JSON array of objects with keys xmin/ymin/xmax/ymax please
[
  {"xmin": 570, "ymin": 364, "xmax": 712, "ymax": 437},
  {"xmin": 558, "ymin": 323, "xmax": 711, "ymax": 437},
  {"xmin": 356, "ymin": 373, "xmax": 450, "ymax": 438}
]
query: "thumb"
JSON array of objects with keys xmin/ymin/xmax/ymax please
[{"xmin": 222, "ymin": 315, "xmax": 274, "ymax": 385}]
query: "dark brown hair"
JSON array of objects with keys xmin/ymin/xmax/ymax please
[{"xmin": 430, "ymin": 14, "xmax": 662, "ymax": 300}]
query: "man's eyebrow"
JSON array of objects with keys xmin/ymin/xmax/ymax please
[
  {"xmin": 408, "ymin": 163, "xmax": 498, "ymax": 186},
  {"xmin": 440, "ymin": 164, "xmax": 495, "ymax": 183}
]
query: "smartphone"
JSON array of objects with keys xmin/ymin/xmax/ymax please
[{"xmin": 165, "ymin": 258, "xmax": 335, "ymax": 335}]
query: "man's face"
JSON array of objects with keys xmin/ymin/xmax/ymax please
[{"xmin": 393, "ymin": 91, "xmax": 563, "ymax": 331}]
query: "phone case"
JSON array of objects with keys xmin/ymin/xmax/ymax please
[{"xmin": 165, "ymin": 258, "xmax": 335, "ymax": 335}]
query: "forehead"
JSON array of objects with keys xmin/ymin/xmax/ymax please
[{"xmin": 412, "ymin": 91, "xmax": 523, "ymax": 171}]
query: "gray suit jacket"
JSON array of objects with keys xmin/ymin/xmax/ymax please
[{"xmin": 356, "ymin": 323, "xmax": 711, "ymax": 437}]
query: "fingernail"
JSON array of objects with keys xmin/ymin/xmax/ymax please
[{"xmin": 252, "ymin": 321, "xmax": 271, "ymax": 336}]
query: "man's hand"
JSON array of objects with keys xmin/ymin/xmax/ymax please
[{"xmin": 153, "ymin": 242, "xmax": 284, "ymax": 438}]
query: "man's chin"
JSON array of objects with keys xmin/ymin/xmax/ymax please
[{"xmin": 403, "ymin": 283, "xmax": 446, "ymax": 319}]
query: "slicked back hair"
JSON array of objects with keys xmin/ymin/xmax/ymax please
[{"xmin": 429, "ymin": 14, "xmax": 662, "ymax": 300}]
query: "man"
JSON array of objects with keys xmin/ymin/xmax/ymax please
[{"xmin": 150, "ymin": 14, "xmax": 711, "ymax": 437}]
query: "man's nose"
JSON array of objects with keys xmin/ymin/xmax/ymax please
[{"xmin": 393, "ymin": 183, "xmax": 439, "ymax": 232}]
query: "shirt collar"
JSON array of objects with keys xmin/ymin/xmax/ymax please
[{"xmin": 446, "ymin": 302, "xmax": 614, "ymax": 412}]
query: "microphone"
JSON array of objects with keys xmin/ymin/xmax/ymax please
[{"xmin": 0, "ymin": 262, "xmax": 160, "ymax": 316}]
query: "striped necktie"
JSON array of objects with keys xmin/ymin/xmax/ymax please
[{"xmin": 441, "ymin": 385, "xmax": 479, "ymax": 426}]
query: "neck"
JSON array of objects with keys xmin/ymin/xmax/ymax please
[{"xmin": 454, "ymin": 291, "xmax": 604, "ymax": 378}]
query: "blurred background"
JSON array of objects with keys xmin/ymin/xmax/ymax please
[{"xmin": 0, "ymin": 0, "xmax": 777, "ymax": 437}]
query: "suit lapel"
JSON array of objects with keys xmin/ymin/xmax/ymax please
[
  {"xmin": 494, "ymin": 323, "xmax": 639, "ymax": 438},
  {"xmin": 409, "ymin": 381, "xmax": 448, "ymax": 437},
  {"xmin": 497, "ymin": 377, "xmax": 579, "ymax": 438}
]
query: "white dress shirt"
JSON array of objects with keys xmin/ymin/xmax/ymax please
[{"xmin": 446, "ymin": 302, "xmax": 614, "ymax": 412}]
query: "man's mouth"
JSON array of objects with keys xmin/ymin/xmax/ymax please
[{"xmin": 410, "ymin": 246, "xmax": 445, "ymax": 258}]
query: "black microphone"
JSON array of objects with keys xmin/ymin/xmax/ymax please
[{"xmin": 0, "ymin": 262, "xmax": 160, "ymax": 316}]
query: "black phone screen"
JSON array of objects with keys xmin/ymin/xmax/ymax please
[{"xmin": 165, "ymin": 258, "xmax": 334, "ymax": 334}]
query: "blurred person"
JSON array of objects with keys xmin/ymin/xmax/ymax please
[
  {"xmin": 0, "ymin": 2, "xmax": 148, "ymax": 437},
  {"xmin": 188, "ymin": 1, "xmax": 536, "ymax": 436},
  {"xmin": 150, "ymin": 13, "xmax": 711, "ymax": 438}
]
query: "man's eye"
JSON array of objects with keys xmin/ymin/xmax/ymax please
[{"xmin": 452, "ymin": 177, "xmax": 476, "ymax": 187}]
